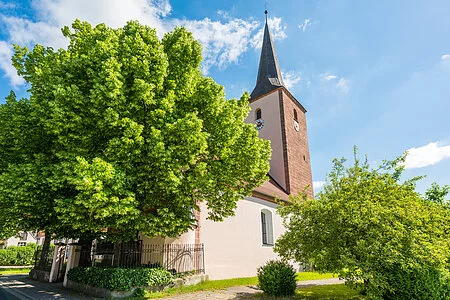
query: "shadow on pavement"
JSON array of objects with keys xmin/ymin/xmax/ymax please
[{"xmin": 0, "ymin": 274, "xmax": 96, "ymax": 299}]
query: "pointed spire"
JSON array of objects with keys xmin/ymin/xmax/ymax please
[{"xmin": 250, "ymin": 10, "xmax": 284, "ymax": 99}]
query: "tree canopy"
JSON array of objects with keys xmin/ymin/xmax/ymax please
[
  {"xmin": 0, "ymin": 91, "xmax": 72, "ymax": 239},
  {"xmin": 425, "ymin": 182, "xmax": 450, "ymax": 205},
  {"xmin": 0, "ymin": 20, "xmax": 271, "ymax": 241},
  {"xmin": 275, "ymin": 149, "xmax": 450, "ymax": 299}
]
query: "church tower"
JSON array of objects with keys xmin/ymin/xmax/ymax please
[{"xmin": 246, "ymin": 11, "xmax": 313, "ymax": 198}]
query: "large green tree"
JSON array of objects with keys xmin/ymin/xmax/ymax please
[
  {"xmin": 0, "ymin": 91, "xmax": 78, "ymax": 263},
  {"xmin": 275, "ymin": 149, "xmax": 450, "ymax": 299},
  {"xmin": 0, "ymin": 92, "xmax": 69, "ymax": 238},
  {"xmin": 5, "ymin": 20, "xmax": 270, "ymax": 241}
]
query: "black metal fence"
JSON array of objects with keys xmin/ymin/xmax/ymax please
[
  {"xmin": 78, "ymin": 241, "xmax": 205, "ymax": 275},
  {"xmin": 33, "ymin": 246, "xmax": 54, "ymax": 271}
]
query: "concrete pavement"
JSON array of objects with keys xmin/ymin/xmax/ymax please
[{"xmin": 0, "ymin": 274, "xmax": 344, "ymax": 299}]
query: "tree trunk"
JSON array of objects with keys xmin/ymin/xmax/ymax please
[
  {"xmin": 78, "ymin": 238, "xmax": 93, "ymax": 267},
  {"xmin": 38, "ymin": 234, "xmax": 51, "ymax": 268}
]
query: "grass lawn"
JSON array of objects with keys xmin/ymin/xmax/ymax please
[
  {"xmin": 248, "ymin": 285, "xmax": 365, "ymax": 299},
  {"xmin": 296, "ymin": 273, "xmax": 337, "ymax": 281},
  {"xmin": 295, "ymin": 284, "xmax": 365, "ymax": 299},
  {"xmin": 146, "ymin": 272, "xmax": 337, "ymax": 299},
  {"xmin": 0, "ymin": 268, "xmax": 31, "ymax": 275}
]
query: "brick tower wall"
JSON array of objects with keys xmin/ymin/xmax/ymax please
[{"xmin": 279, "ymin": 89, "xmax": 314, "ymax": 198}]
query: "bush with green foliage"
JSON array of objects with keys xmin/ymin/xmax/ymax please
[
  {"xmin": 0, "ymin": 244, "xmax": 37, "ymax": 266},
  {"xmin": 381, "ymin": 264, "xmax": 450, "ymax": 300},
  {"xmin": 67, "ymin": 267, "xmax": 173, "ymax": 291},
  {"xmin": 133, "ymin": 287, "xmax": 146, "ymax": 297},
  {"xmin": 257, "ymin": 260, "xmax": 297, "ymax": 296},
  {"xmin": 275, "ymin": 149, "xmax": 450, "ymax": 299}
]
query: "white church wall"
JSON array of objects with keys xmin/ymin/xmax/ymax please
[
  {"xmin": 138, "ymin": 230, "xmax": 195, "ymax": 246},
  {"xmin": 245, "ymin": 91, "xmax": 286, "ymax": 190},
  {"xmin": 164, "ymin": 230, "xmax": 196, "ymax": 245},
  {"xmin": 199, "ymin": 196, "xmax": 286, "ymax": 280}
]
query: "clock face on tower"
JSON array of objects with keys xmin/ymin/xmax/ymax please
[{"xmin": 255, "ymin": 118, "xmax": 264, "ymax": 130}]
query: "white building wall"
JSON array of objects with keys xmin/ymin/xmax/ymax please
[
  {"xmin": 200, "ymin": 197, "xmax": 286, "ymax": 280},
  {"xmin": 5, "ymin": 232, "xmax": 37, "ymax": 247},
  {"xmin": 139, "ymin": 231, "xmax": 195, "ymax": 246},
  {"xmin": 245, "ymin": 91, "xmax": 286, "ymax": 190}
]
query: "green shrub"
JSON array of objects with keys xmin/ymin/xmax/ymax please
[
  {"xmin": 381, "ymin": 265, "xmax": 450, "ymax": 300},
  {"xmin": 0, "ymin": 250, "xmax": 17, "ymax": 265},
  {"xmin": 257, "ymin": 260, "xmax": 297, "ymax": 296},
  {"xmin": 67, "ymin": 267, "xmax": 173, "ymax": 291},
  {"xmin": 0, "ymin": 244, "xmax": 37, "ymax": 266},
  {"xmin": 146, "ymin": 268, "xmax": 173, "ymax": 287},
  {"xmin": 133, "ymin": 287, "xmax": 146, "ymax": 298}
]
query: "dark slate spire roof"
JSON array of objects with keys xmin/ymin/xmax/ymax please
[{"xmin": 250, "ymin": 11, "xmax": 284, "ymax": 99}]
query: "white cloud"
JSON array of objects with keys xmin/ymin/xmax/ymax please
[
  {"xmin": 319, "ymin": 72, "xmax": 350, "ymax": 94},
  {"xmin": 250, "ymin": 17, "xmax": 287, "ymax": 49},
  {"xmin": 442, "ymin": 54, "xmax": 450, "ymax": 62},
  {"xmin": 175, "ymin": 17, "xmax": 259, "ymax": 73},
  {"xmin": 282, "ymin": 70, "xmax": 301, "ymax": 89},
  {"xmin": 298, "ymin": 19, "xmax": 311, "ymax": 32},
  {"xmin": 336, "ymin": 77, "xmax": 350, "ymax": 94},
  {"xmin": 2, "ymin": 16, "xmax": 67, "ymax": 49},
  {"xmin": 0, "ymin": 0, "xmax": 280, "ymax": 86},
  {"xmin": 31, "ymin": 0, "xmax": 170, "ymax": 33},
  {"xmin": 313, "ymin": 180, "xmax": 325, "ymax": 190},
  {"xmin": 404, "ymin": 142, "xmax": 450, "ymax": 169},
  {"xmin": 0, "ymin": 41, "xmax": 25, "ymax": 87},
  {"xmin": 320, "ymin": 72, "xmax": 337, "ymax": 81}
]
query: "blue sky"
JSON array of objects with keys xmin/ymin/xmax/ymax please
[{"xmin": 0, "ymin": 0, "xmax": 449, "ymax": 194}]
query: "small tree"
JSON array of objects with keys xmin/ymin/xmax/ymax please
[{"xmin": 275, "ymin": 148, "xmax": 450, "ymax": 299}]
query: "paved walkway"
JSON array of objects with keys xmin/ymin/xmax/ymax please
[
  {"xmin": 0, "ymin": 275, "xmax": 95, "ymax": 299},
  {"xmin": 0, "ymin": 274, "xmax": 343, "ymax": 299},
  {"xmin": 163, "ymin": 278, "xmax": 344, "ymax": 300}
]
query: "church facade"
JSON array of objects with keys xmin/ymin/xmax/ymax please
[
  {"xmin": 139, "ymin": 14, "xmax": 313, "ymax": 280},
  {"xmin": 198, "ymin": 14, "xmax": 313, "ymax": 280}
]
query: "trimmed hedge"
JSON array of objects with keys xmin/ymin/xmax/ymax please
[
  {"xmin": 0, "ymin": 244, "xmax": 37, "ymax": 266},
  {"xmin": 257, "ymin": 260, "xmax": 297, "ymax": 296},
  {"xmin": 67, "ymin": 267, "xmax": 173, "ymax": 291}
]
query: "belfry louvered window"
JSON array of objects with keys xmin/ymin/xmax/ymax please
[{"xmin": 256, "ymin": 108, "xmax": 262, "ymax": 120}]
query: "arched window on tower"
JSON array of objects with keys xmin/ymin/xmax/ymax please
[
  {"xmin": 261, "ymin": 209, "xmax": 274, "ymax": 245},
  {"xmin": 294, "ymin": 109, "xmax": 298, "ymax": 122},
  {"xmin": 256, "ymin": 108, "xmax": 262, "ymax": 120}
]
